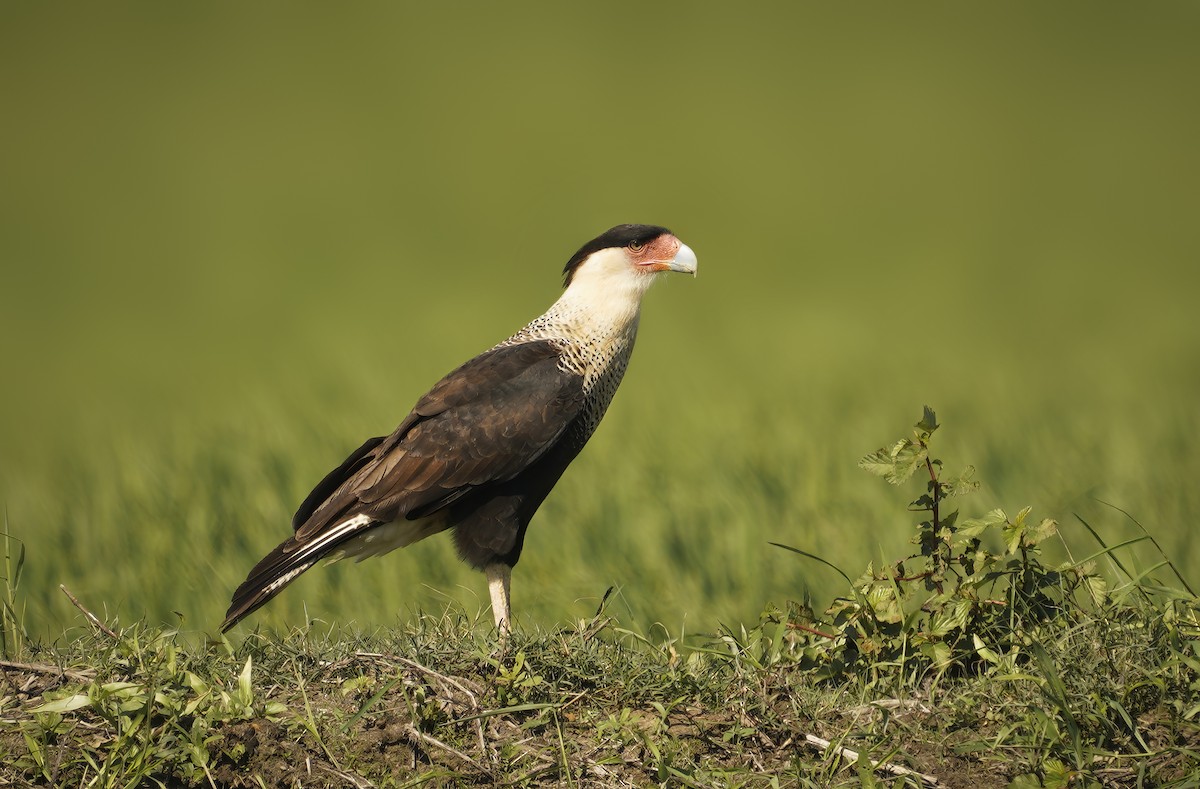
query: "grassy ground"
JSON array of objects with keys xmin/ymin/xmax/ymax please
[
  {"xmin": 2, "ymin": 606, "xmax": 1196, "ymax": 788},
  {"xmin": 3, "ymin": 532, "xmax": 1199, "ymax": 786},
  {"xmin": 3, "ymin": 413, "xmax": 1199, "ymax": 787}
]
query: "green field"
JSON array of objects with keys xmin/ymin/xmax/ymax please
[{"xmin": 2, "ymin": 3, "xmax": 1198, "ymax": 645}]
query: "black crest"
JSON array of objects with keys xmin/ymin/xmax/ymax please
[{"xmin": 562, "ymin": 224, "xmax": 671, "ymax": 286}]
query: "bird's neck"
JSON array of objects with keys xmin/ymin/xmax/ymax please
[
  {"xmin": 503, "ymin": 281, "xmax": 647, "ymax": 387},
  {"xmin": 543, "ymin": 282, "xmax": 644, "ymax": 342}
]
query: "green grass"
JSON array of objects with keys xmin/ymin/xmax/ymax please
[
  {"xmin": 6, "ymin": 616, "xmax": 1183, "ymax": 787},
  {"xmin": 2, "ymin": 368, "xmax": 1197, "ymax": 644},
  {"xmin": 3, "ymin": 418, "xmax": 1199, "ymax": 786},
  {"xmin": 2, "ymin": 347, "xmax": 1197, "ymax": 642}
]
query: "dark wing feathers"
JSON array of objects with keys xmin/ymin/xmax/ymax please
[
  {"xmin": 291, "ymin": 436, "xmax": 386, "ymax": 530},
  {"xmin": 222, "ymin": 340, "xmax": 586, "ymax": 631},
  {"xmin": 298, "ymin": 340, "xmax": 585, "ymax": 532}
]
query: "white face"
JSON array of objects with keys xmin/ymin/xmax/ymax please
[{"xmin": 565, "ymin": 233, "xmax": 698, "ymax": 302}]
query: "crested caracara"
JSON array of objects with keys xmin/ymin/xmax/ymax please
[{"xmin": 222, "ymin": 224, "xmax": 697, "ymax": 633}]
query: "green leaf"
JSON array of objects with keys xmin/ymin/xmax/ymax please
[
  {"xmin": 858, "ymin": 448, "xmax": 898, "ymax": 479},
  {"xmin": 859, "ymin": 436, "xmax": 928, "ymax": 484},
  {"xmin": 957, "ymin": 508, "xmax": 1007, "ymax": 541},
  {"xmin": 919, "ymin": 640, "xmax": 952, "ymax": 667},
  {"xmin": 909, "ymin": 493, "xmax": 934, "ymax": 510},
  {"xmin": 947, "ymin": 465, "xmax": 980, "ymax": 496},
  {"xmin": 236, "ymin": 656, "xmax": 253, "ymax": 708},
  {"xmin": 1041, "ymin": 758, "xmax": 1071, "ymax": 789},
  {"xmin": 31, "ymin": 693, "xmax": 91, "ymax": 714},
  {"xmin": 1028, "ymin": 517, "xmax": 1058, "ymax": 544},
  {"xmin": 972, "ymin": 634, "xmax": 1000, "ymax": 665},
  {"xmin": 865, "ymin": 583, "xmax": 903, "ymax": 623},
  {"xmin": 917, "ymin": 406, "xmax": 938, "ymax": 435},
  {"xmin": 889, "ymin": 443, "xmax": 927, "ymax": 484},
  {"xmin": 1002, "ymin": 519, "xmax": 1024, "ymax": 555},
  {"xmin": 183, "ymin": 671, "xmax": 209, "ymax": 695},
  {"xmin": 929, "ymin": 597, "xmax": 973, "ymax": 637},
  {"xmin": 1084, "ymin": 574, "xmax": 1108, "ymax": 605}
]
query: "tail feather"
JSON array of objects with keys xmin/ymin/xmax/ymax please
[
  {"xmin": 222, "ymin": 514, "xmax": 378, "ymax": 631},
  {"xmin": 222, "ymin": 549, "xmax": 318, "ymax": 631}
]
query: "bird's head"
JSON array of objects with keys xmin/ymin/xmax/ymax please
[{"xmin": 562, "ymin": 224, "xmax": 698, "ymax": 293}]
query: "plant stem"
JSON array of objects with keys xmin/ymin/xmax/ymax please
[{"xmin": 924, "ymin": 455, "xmax": 940, "ymax": 533}]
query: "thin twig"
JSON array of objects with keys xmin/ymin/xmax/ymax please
[
  {"xmin": 316, "ymin": 762, "xmax": 376, "ymax": 789},
  {"xmin": 503, "ymin": 758, "xmax": 559, "ymax": 786},
  {"xmin": 0, "ymin": 659, "xmax": 93, "ymax": 684},
  {"xmin": 579, "ymin": 615, "xmax": 612, "ymax": 641},
  {"xmin": 785, "ymin": 622, "xmax": 837, "ymax": 639},
  {"xmin": 387, "ymin": 654, "xmax": 484, "ymax": 701},
  {"xmin": 356, "ymin": 652, "xmax": 489, "ymax": 763},
  {"xmin": 846, "ymin": 698, "xmax": 933, "ymax": 719},
  {"xmin": 407, "ymin": 724, "xmax": 490, "ymax": 775},
  {"xmin": 803, "ymin": 733, "xmax": 941, "ymax": 786},
  {"xmin": 58, "ymin": 585, "xmax": 119, "ymax": 641}
]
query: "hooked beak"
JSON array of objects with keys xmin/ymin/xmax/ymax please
[{"xmin": 666, "ymin": 242, "xmax": 698, "ymax": 276}]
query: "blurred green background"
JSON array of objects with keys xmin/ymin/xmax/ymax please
[{"xmin": 2, "ymin": 3, "xmax": 1197, "ymax": 640}]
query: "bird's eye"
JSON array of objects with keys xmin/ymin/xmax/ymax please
[{"xmin": 628, "ymin": 241, "xmax": 644, "ymax": 252}]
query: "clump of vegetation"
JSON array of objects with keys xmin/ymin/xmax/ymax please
[
  {"xmin": 744, "ymin": 407, "xmax": 1200, "ymax": 785},
  {"xmin": 769, "ymin": 406, "xmax": 1106, "ymax": 677},
  {"xmin": 6, "ymin": 629, "xmax": 288, "ymax": 786}
]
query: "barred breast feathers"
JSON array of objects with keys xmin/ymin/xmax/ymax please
[{"xmin": 495, "ymin": 284, "xmax": 645, "ymax": 396}]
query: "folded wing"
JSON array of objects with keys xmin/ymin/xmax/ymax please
[{"xmin": 222, "ymin": 340, "xmax": 586, "ymax": 630}]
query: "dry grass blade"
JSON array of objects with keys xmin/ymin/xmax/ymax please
[
  {"xmin": 58, "ymin": 585, "xmax": 118, "ymax": 641},
  {"xmin": 406, "ymin": 724, "xmax": 490, "ymax": 776},
  {"xmin": 803, "ymin": 733, "xmax": 942, "ymax": 786},
  {"xmin": 0, "ymin": 659, "xmax": 93, "ymax": 684},
  {"xmin": 357, "ymin": 651, "xmax": 490, "ymax": 761}
]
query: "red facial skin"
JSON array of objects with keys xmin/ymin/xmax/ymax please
[{"xmin": 627, "ymin": 234, "xmax": 683, "ymax": 273}]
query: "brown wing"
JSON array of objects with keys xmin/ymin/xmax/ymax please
[
  {"xmin": 296, "ymin": 339, "xmax": 586, "ymax": 538},
  {"xmin": 223, "ymin": 340, "xmax": 586, "ymax": 630},
  {"xmin": 290, "ymin": 435, "xmax": 386, "ymax": 531}
]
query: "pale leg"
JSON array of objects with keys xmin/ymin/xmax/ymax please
[{"xmin": 485, "ymin": 563, "xmax": 511, "ymax": 636}]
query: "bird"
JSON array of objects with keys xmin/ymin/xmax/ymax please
[{"xmin": 222, "ymin": 224, "xmax": 697, "ymax": 634}]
